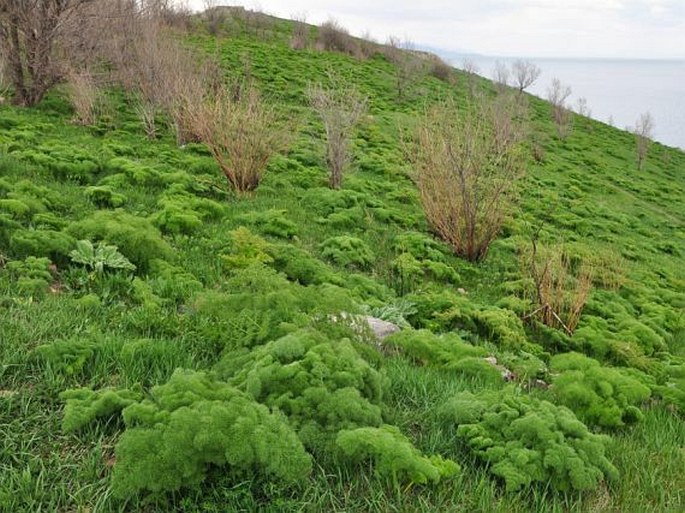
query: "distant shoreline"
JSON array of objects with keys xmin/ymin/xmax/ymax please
[{"xmin": 437, "ymin": 53, "xmax": 685, "ymax": 150}]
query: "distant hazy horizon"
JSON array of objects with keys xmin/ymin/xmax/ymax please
[
  {"xmin": 438, "ymin": 52, "xmax": 685, "ymax": 150},
  {"xmin": 192, "ymin": 1, "xmax": 685, "ymax": 61}
]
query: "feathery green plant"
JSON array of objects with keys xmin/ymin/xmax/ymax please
[
  {"xmin": 320, "ymin": 235, "xmax": 375, "ymax": 269},
  {"xmin": 441, "ymin": 388, "xmax": 619, "ymax": 492},
  {"xmin": 336, "ymin": 424, "xmax": 459, "ymax": 485},
  {"xmin": 215, "ymin": 329, "xmax": 386, "ymax": 451},
  {"xmin": 112, "ymin": 369, "xmax": 312, "ymax": 497},
  {"xmin": 60, "ymin": 387, "xmax": 143, "ymax": 433},
  {"xmin": 549, "ymin": 352, "xmax": 652, "ymax": 428}
]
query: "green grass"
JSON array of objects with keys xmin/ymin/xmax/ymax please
[{"xmin": 0, "ymin": 13, "xmax": 684, "ymax": 513}]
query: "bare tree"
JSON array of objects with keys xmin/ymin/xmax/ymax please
[
  {"xmin": 407, "ymin": 96, "xmax": 525, "ymax": 262},
  {"xmin": 307, "ymin": 81, "xmax": 367, "ymax": 189},
  {"xmin": 633, "ymin": 112, "xmax": 654, "ymax": 171},
  {"xmin": 386, "ymin": 36, "xmax": 426, "ymax": 100},
  {"xmin": 492, "ymin": 60, "xmax": 509, "ymax": 93},
  {"xmin": 547, "ymin": 78, "xmax": 573, "ymax": 140},
  {"xmin": 204, "ymin": 0, "xmax": 226, "ymax": 36},
  {"xmin": 0, "ymin": 52, "xmax": 10, "ymax": 102},
  {"xmin": 0, "ymin": 0, "xmax": 94, "ymax": 106},
  {"xmin": 511, "ymin": 59, "xmax": 541, "ymax": 94},
  {"xmin": 461, "ymin": 58, "xmax": 480, "ymax": 97},
  {"xmin": 290, "ymin": 12, "xmax": 309, "ymax": 50},
  {"xmin": 461, "ymin": 58, "xmax": 479, "ymax": 75},
  {"xmin": 575, "ymin": 97, "xmax": 590, "ymax": 117}
]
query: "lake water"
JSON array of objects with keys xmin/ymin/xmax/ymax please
[{"xmin": 442, "ymin": 55, "xmax": 685, "ymax": 150}]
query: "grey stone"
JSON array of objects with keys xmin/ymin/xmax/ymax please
[{"xmin": 364, "ymin": 316, "xmax": 401, "ymax": 340}]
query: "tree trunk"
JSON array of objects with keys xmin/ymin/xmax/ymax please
[{"xmin": 7, "ymin": 16, "xmax": 28, "ymax": 105}]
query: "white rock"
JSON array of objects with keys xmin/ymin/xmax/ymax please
[{"xmin": 364, "ymin": 316, "xmax": 401, "ymax": 340}]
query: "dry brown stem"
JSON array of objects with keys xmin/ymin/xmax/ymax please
[
  {"xmin": 547, "ymin": 78, "xmax": 573, "ymax": 140},
  {"xmin": 634, "ymin": 112, "xmax": 654, "ymax": 171},
  {"xmin": 522, "ymin": 236, "xmax": 593, "ymax": 334},
  {"xmin": 191, "ymin": 85, "xmax": 289, "ymax": 194},
  {"xmin": 408, "ymin": 96, "xmax": 525, "ymax": 262},
  {"xmin": 65, "ymin": 67, "xmax": 99, "ymax": 125},
  {"xmin": 306, "ymin": 80, "xmax": 368, "ymax": 189},
  {"xmin": 0, "ymin": 0, "xmax": 95, "ymax": 106}
]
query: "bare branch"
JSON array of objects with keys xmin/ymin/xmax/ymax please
[
  {"xmin": 547, "ymin": 78, "xmax": 573, "ymax": 140},
  {"xmin": 407, "ymin": 96, "xmax": 525, "ymax": 262},
  {"xmin": 511, "ymin": 59, "xmax": 541, "ymax": 94},
  {"xmin": 633, "ymin": 112, "xmax": 654, "ymax": 170},
  {"xmin": 307, "ymin": 78, "xmax": 368, "ymax": 189}
]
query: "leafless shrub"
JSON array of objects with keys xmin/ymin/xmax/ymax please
[
  {"xmin": 521, "ymin": 236, "xmax": 593, "ymax": 335},
  {"xmin": 0, "ymin": 0, "xmax": 194, "ymax": 108},
  {"xmin": 191, "ymin": 85, "xmax": 290, "ymax": 194},
  {"xmin": 358, "ymin": 30, "xmax": 379, "ymax": 59},
  {"xmin": 407, "ymin": 96, "xmax": 525, "ymax": 262},
  {"xmin": 153, "ymin": 0, "xmax": 192, "ymax": 30},
  {"xmin": 461, "ymin": 58, "xmax": 480, "ymax": 97},
  {"xmin": 492, "ymin": 90, "xmax": 529, "ymax": 149},
  {"xmin": 385, "ymin": 37, "xmax": 426, "ymax": 100},
  {"xmin": 512, "ymin": 59, "xmax": 541, "ymax": 94},
  {"xmin": 306, "ymin": 80, "xmax": 368, "ymax": 189},
  {"xmin": 428, "ymin": 55, "xmax": 454, "ymax": 83},
  {"xmin": 58, "ymin": 0, "xmax": 113, "ymax": 73},
  {"xmin": 633, "ymin": 112, "xmax": 654, "ymax": 170},
  {"xmin": 244, "ymin": 7, "xmax": 274, "ymax": 40},
  {"xmin": 575, "ymin": 97, "xmax": 590, "ymax": 117},
  {"xmin": 492, "ymin": 60, "xmax": 510, "ymax": 93},
  {"xmin": 204, "ymin": 0, "xmax": 226, "ymax": 36},
  {"xmin": 66, "ymin": 0, "xmax": 140, "ymax": 88},
  {"xmin": 126, "ymin": 19, "xmax": 171, "ymax": 138},
  {"xmin": 290, "ymin": 13, "xmax": 309, "ymax": 50},
  {"xmin": 316, "ymin": 19, "xmax": 360, "ymax": 57},
  {"xmin": 112, "ymin": 17, "xmax": 210, "ymax": 141},
  {"xmin": 547, "ymin": 78, "xmax": 573, "ymax": 140},
  {"xmin": 169, "ymin": 58, "xmax": 222, "ymax": 146},
  {"xmin": 65, "ymin": 68, "xmax": 100, "ymax": 125},
  {"xmin": 530, "ymin": 132, "xmax": 547, "ymax": 163},
  {"xmin": 462, "ymin": 58, "xmax": 479, "ymax": 75}
]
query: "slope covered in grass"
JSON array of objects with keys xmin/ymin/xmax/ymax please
[{"xmin": 0, "ymin": 12, "xmax": 683, "ymax": 513}]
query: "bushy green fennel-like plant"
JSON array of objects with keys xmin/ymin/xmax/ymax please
[
  {"xmin": 549, "ymin": 352, "xmax": 652, "ymax": 428},
  {"xmin": 384, "ymin": 329, "xmax": 503, "ymax": 385},
  {"xmin": 440, "ymin": 388, "xmax": 619, "ymax": 492},
  {"xmin": 112, "ymin": 369, "xmax": 312, "ymax": 497},
  {"xmin": 320, "ymin": 235, "xmax": 375, "ymax": 269},
  {"xmin": 215, "ymin": 329, "xmax": 386, "ymax": 451},
  {"xmin": 6, "ymin": 256, "xmax": 53, "ymax": 296},
  {"xmin": 60, "ymin": 387, "xmax": 143, "ymax": 433},
  {"xmin": 336, "ymin": 424, "xmax": 459, "ymax": 485}
]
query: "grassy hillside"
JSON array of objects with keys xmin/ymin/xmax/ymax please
[{"xmin": 1, "ymin": 12, "xmax": 684, "ymax": 513}]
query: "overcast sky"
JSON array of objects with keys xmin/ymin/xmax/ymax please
[{"xmin": 189, "ymin": 0, "xmax": 685, "ymax": 59}]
